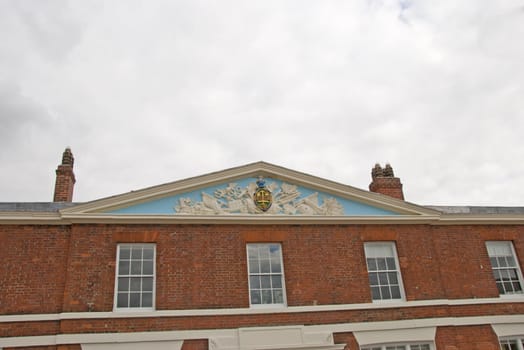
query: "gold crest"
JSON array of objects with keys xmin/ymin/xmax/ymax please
[{"xmin": 254, "ymin": 177, "xmax": 272, "ymax": 212}]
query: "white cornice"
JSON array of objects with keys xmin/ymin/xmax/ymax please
[
  {"xmin": 1, "ymin": 315, "xmax": 523, "ymax": 348},
  {"xmin": 3, "ymin": 212, "xmax": 524, "ymax": 225},
  {"xmin": 1, "ymin": 296, "xmax": 523, "ymax": 323},
  {"xmin": 0, "ymin": 212, "xmax": 65, "ymax": 225},
  {"xmin": 58, "ymin": 214, "xmax": 442, "ymax": 225}
]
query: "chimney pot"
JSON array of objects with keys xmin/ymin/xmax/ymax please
[
  {"xmin": 53, "ymin": 148, "xmax": 76, "ymax": 202},
  {"xmin": 369, "ymin": 163, "xmax": 404, "ymax": 200}
]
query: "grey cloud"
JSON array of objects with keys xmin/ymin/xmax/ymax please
[{"xmin": 0, "ymin": 1, "xmax": 523, "ymax": 205}]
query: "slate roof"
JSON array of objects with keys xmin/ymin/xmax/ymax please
[
  {"xmin": 427, "ymin": 206, "xmax": 524, "ymax": 215},
  {"xmin": 0, "ymin": 202, "xmax": 79, "ymax": 212}
]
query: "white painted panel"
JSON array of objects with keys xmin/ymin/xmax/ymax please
[
  {"xmin": 353, "ymin": 327, "xmax": 436, "ymax": 346},
  {"xmin": 239, "ymin": 326, "xmax": 303, "ymax": 348},
  {"xmin": 82, "ymin": 340, "xmax": 183, "ymax": 350},
  {"xmin": 492, "ymin": 323, "xmax": 524, "ymax": 337},
  {"xmin": 302, "ymin": 331, "xmax": 333, "ymax": 345}
]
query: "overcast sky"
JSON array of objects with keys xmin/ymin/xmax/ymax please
[{"xmin": 1, "ymin": 1, "xmax": 523, "ymax": 206}]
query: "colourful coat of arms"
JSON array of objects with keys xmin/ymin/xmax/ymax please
[{"xmin": 253, "ymin": 177, "xmax": 272, "ymax": 212}]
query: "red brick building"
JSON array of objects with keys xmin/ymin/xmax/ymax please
[{"xmin": 1, "ymin": 149, "xmax": 524, "ymax": 350}]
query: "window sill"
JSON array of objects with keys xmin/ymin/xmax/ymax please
[
  {"xmin": 113, "ymin": 307, "xmax": 155, "ymax": 312},
  {"xmin": 249, "ymin": 303, "xmax": 287, "ymax": 309}
]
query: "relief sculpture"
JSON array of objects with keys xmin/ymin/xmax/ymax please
[{"xmin": 174, "ymin": 179, "xmax": 344, "ymax": 215}]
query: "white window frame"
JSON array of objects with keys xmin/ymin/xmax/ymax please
[
  {"xmin": 114, "ymin": 243, "xmax": 156, "ymax": 311},
  {"xmin": 486, "ymin": 241, "xmax": 524, "ymax": 297},
  {"xmin": 361, "ymin": 343, "xmax": 433, "ymax": 350},
  {"xmin": 246, "ymin": 243, "xmax": 287, "ymax": 308},
  {"xmin": 499, "ymin": 337, "xmax": 524, "ymax": 350},
  {"xmin": 364, "ymin": 242, "xmax": 406, "ymax": 302}
]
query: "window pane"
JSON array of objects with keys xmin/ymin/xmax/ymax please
[
  {"xmin": 269, "ymin": 244, "xmax": 280, "ymax": 255},
  {"xmin": 379, "ymin": 272, "xmax": 389, "ymax": 284},
  {"xmin": 131, "ymin": 247, "xmax": 142, "ymax": 259},
  {"xmin": 143, "ymin": 248, "xmax": 154, "ymax": 260},
  {"xmin": 367, "ymin": 258, "xmax": 378, "ymax": 271},
  {"xmin": 371, "ymin": 286, "xmax": 381, "ymax": 300},
  {"xmin": 247, "ymin": 245, "xmax": 259, "ymax": 259},
  {"xmin": 250, "ymin": 290, "xmax": 261, "ymax": 304},
  {"xmin": 377, "ymin": 258, "xmax": 387, "ymax": 270},
  {"xmin": 369, "ymin": 272, "xmax": 379, "ymax": 286},
  {"xmin": 119, "ymin": 260, "xmax": 130, "ymax": 275},
  {"xmin": 259, "ymin": 247, "xmax": 270, "ymax": 259},
  {"xmin": 118, "ymin": 277, "xmax": 130, "ymax": 292},
  {"xmin": 261, "ymin": 289, "xmax": 272, "ymax": 304},
  {"xmin": 271, "ymin": 275, "xmax": 282, "ymax": 288},
  {"xmin": 260, "ymin": 259, "xmax": 270, "ymax": 273},
  {"xmin": 271, "ymin": 258, "xmax": 282, "ymax": 273},
  {"xmin": 250, "ymin": 275, "xmax": 261, "ymax": 289},
  {"xmin": 117, "ymin": 293, "xmax": 128, "ymax": 308},
  {"xmin": 143, "ymin": 260, "xmax": 154, "ymax": 275},
  {"xmin": 249, "ymin": 259, "xmax": 260, "ymax": 273},
  {"xmin": 261, "ymin": 275, "xmax": 271, "ymax": 288},
  {"xmin": 388, "ymin": 272, "xmax": 398, "ymax": 284},
  {"xmin": 129, "ymin": 293, "xmax": 141, "ymax": 307},
  {"xmin": 381, "ymin": 286, "xmax": 391, "ymax": 299},
  {"xmin": 142, "ymin": 292, "xmax": 153, "ymax": 307},
  {"xmin": 131, "ymin": 261, "xmax": 142, "ymax": 274},
  {"xmin": 130, "ymin": 277, "xmax": 141, "ymax": 291},
  {"xmin": 500, "ymin": 340, "xmax": 519, "ymax": 350},
  {"xmin": 120, "ymin": 247, "xmax": 131, "ymax": 259},
  {"xmin": 142, "ymin": 277, "xmax": 153, "ymax": 292},
  {"xmin": 391, "ymin": 285, "xmax": 401, "ymax": 299},
  {"xmin": 386, "ymin": 257, "xmax": 396, "ymax": 270},
  {"xmin": 497, "ymin": 282, "xmax": 505, "ymax": 294},
  {"xmin": 273, "ymin": 289, "xmax": 284, "ymax": 303}
]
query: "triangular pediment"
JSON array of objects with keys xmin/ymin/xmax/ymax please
[{"xmin": 62, "ymin": 162, "xmax": 439, "ymax": 219}]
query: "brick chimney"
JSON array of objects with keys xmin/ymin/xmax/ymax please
[
  {"xmin": 53, "ymin": 148, "xmax": 76, "ymax": 202},
  {"xmin": 369, "ymin": 163, "xmax": 404, "ymax": 200}
]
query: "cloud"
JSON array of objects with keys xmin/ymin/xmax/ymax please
[{"xmin": 0, "ymin": 1, "xmax": 523, "ymax": 205}]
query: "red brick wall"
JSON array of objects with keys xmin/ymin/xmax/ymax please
[
  {"xmin": 333, "ymin": 332, "xmax": 359, "ymax": 350},
  {"xmin": 0, "ymin": 225, "xmax": 71, "ymax": 314},
  {"xmin": 182, "ymin": 339, "xmax": 209, "ymax": 350},
  {"xmin": 435, "ymin": 325, "xmax": 500, "ymax": 349},
  {"xmin": 3, "ymin": 223, "xmax": 524, "ymax": 315}
]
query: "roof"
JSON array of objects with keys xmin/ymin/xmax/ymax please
[
  {"xmin": 0, "ymin": 202, "xmax": 79, "ymax": 212},
  {"xmin": 427, "ymin": 206, "xmax": 524, "ymax": 215}
]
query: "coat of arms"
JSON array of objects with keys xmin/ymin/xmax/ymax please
[{"xmin": 253, "ymin": 177, "xmax": 272, "ymax": 212}]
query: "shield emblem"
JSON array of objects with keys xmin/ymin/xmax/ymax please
[{"xmin": 254, "ymin": 177, "xmax": 272, "ymax": 212}]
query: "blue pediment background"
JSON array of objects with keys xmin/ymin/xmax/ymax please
[{"xmin": 108, "ymin": 177, "xmax": 398, "ymax": 216}]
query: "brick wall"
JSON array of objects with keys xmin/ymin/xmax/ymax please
[
  {"xmin": 435, "ymin": 325, "xmax": 500, "ymax": 349},
  {"xmin": 0, "ymin": 225, "xmax": 71, "ymax": 314},
  {"xmin": 3, "ymin": 223, "xmax": 523, "ymax": 314},
  {"xmin": 2, "ymin": 222, "xmax": 524, "ymax": 347}
]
